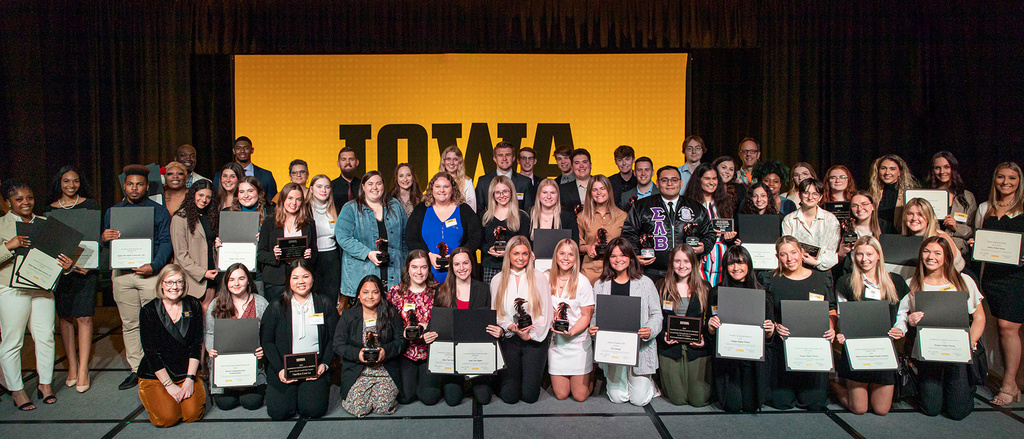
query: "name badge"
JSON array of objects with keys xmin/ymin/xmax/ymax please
[
  {"xmin": 940, "ymin": 285, "xmax": 956, "ymax": 291},
  {"xmin": 404, "ymin": 303, "xmax": 416, "ymax": 312},
  {"xmin": 516, "ymin": 192, "xmax": 525, "ymax": 200},
  {"xmin": 445, "ymin": 219, "xmax": 458, "ymax": 228},
  {"xmin": 308, "ymin": 313, "xmax": 325, "ymax": 325},
  {"xmin": 662, "ymin": 300, "xmax": 674, "ymax": 311},
  {"xmin": 953, "ymin": 212, "xmax": 968, "ymax": 223},
  {"xmin": 364, "ymin": 318, "xmax": 377, "ymax": 327},
  {"xmin": 809, "ymin": 292, "xmax": 825, "ymax": 301},
  {"xmin": 864, "ymin": 286, "xmax": 882, "ymax": 301},
  {"xmin": 711, "ymin": 305, "xmax": 718, "ymax": 316},
  {"xmin": 329, "ymin": 220, "xmax": 336, "ymax": 225}
]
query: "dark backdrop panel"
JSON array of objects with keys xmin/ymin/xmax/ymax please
[{"xmin": 686, "ymin": 49, "xmax": 764, "ymax": 160}]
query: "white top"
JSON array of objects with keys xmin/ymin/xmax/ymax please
[
  {"xmin": 782, "ymin": 206, "xmax": 841, "ymax": 270},
  {"xmin": 893, "ymin": 273, "xmax": 983, "ymax": 333},
  {"xmin": 550, "ymin": 272, "xmax": 597, "ymax": 329},
  {"xmin": 311, "ymin": 208, "xmax": 337, "ymax": 251},
  {"xmin": 463, "ymin": 177, "xmax": 477, "ymax": 212},
  {"xmin": 290, "ymin": 297, "xmax": 320, "ymax": 354},
  {"xmin": 490, "ymin": 268, "xmax": 553, "ymax": 342}
]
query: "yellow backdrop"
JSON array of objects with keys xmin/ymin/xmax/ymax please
[{"xmin": 234, "ymin": 54, "xmax": 687, "ymax": 186}]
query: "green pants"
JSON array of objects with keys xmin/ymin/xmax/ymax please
[{"xmin": 659, "ymin": 350, "xmax": 712, "ymax": 406}]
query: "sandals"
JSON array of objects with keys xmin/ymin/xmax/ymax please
[
  {"xmin": 991, "ymin": 386, "xmax": 1021, "ymax": 405},
  {"xmin": 13, "ymin": 393, "xmax": 36, "ymax": 411},
  {"xmin": 36, "ymin": 388, "xmax": 57, "ymax": 405}
]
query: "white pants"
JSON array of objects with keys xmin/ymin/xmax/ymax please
[
  {"xmin": 112, "ymin": 271, "xmax": 158, "ymax": 372},
  {"xmin": 0, "ymin": 287, "xmax": 55, "ymax": 391},
  {"xmin": 603, "ymin": 363, "xmax": 655, "ymax": 407}
]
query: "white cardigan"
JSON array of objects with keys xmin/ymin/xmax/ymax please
[{"xmin": 592, "ymin": 275, "xmax": 663, "ymax": 375}]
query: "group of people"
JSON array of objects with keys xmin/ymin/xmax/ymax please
[{"xmin": 0, "ymin": 135, "xmax": 1021, "ymax": 427}]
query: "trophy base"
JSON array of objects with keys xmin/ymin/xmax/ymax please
[
  {"xmin": 594, "ymin": 244, "xmax": 608, "ymax": 259},
  {"xmin": 404, "ymin": 326, "xmax": 422, "ymax": 340},
  {"xmin": 363, "ymin": 348, "xmax": 380, "ymax": 363},
  {"xmin": 685, "ymin": 237, "xmax": 700, "ymax": 247},
  {"xmin": 378, "ymin": 253, "xmax": 390, "ymax": 266},
  {"xmin": 515, "ymin": 314, "xmax": 533, "ymax": 329},
  {"xmin": 493, "ymin": 243, "xmax": 506, "ymax": 253},
  {"xmin": 842, "ymin": 234, "xmax": 859, "ymax": 244},
  {"xmin": 552, "ymin": 319, "xmax": 570, "ymax": 333},
  {"xmin": 640, "ymin": 248, "xmax": 655, "ymax": 259},
  {"xmin": 436, "ymin": 258, "xmax": 449, "ymax": 271}
]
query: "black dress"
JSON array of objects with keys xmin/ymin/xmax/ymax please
[
  {"xmin": 834, "ymin": 272, "xmax": 909, "ymax": 385},
  {"xmin": 981, "ymin": 214, "xmax": 1024, "ymax": 323},
  {"xmin": 709, "ymin": 285, "xmax": 775, "ymax": 413},
  {"xmin": 42, "ymin": 199, "xmax": 100, "ymax": 318}
]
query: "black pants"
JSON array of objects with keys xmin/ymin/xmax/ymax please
[
  {"xmin": 770, "ymin": 370, "xmax": 828, "ymax": 411},
  {"xmin": 715, "ymin": 359, "xmax": 760, "ymax": 413},
  {"xmin": 264, "ymin": 284, "xmax": 285, "ymax": 304},
  {"xmin": 435, "ymin": 374, "xmax": 494, "ymax": 406},
  {"xmin": 917, "ymin": 361, "xmax": 973, "ymax": 420},
  {"xmin": 265, "ymin": 374, "xmax": 331, "ymax": 420},
  {"xmin": 398, "ymin": 357, "xmax": 443, "ymax": 405},
  {"xmin": 213, "ymin": 384, "xmax": 266, "ymax": 411},
  {"xmin": 315, "ymin": 248, "xmax": 341, "ymax": 304},
  {"xmin": 497, "ymin": 336, "xmax": 549, "ymax": 404}
]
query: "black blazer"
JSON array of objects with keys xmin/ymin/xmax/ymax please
[
  {"xmin": 138, "ymin": 296, "xmax": 204, "ymax": 381},
  {"xmin": 260, "ymin": 294, "xmax": 339, "ymax": 387},
  {"xmin": 406, "ymin": 202, "xmax": 483, "ymax": 253},
  {"xmin": 333, "ymin": 305, "xmax": 406, "ymax": 399},
  {"xmin": 256, "ymin": 216, "xmax": 320, "ymax": 286},
  {"xmin": 559, "ymin": 179, "xmax": 584, "ymax": 213},
  {"xmin": 476, "ymin": 172, "xmax": 536, "ymax": 212}
]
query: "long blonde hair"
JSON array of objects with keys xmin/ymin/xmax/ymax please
[
  {"xmin": 481, "ymin": 176, "xmax": 522, "ymax": 231},
  {"xmin": 579, "ymin": 175, "xmax": 622, "ymax": 230},
  {"xmin": 547, "ymin": 239, "xmax": 580, "ymax": 300},
  {"xmin": 909, "ymin": 236, "xmax": 967, "ymax": 292},
  {"xmin": 985, "ymin": 162, "xmax": 1024, "ymax": 217},
  {"xmin": 530, "ymin": 179, "xmax": 562, "ymax": 240},
  {"xmin": 900, "ymin": 197, "xmax": 940, "ymax": 238},
  {"xmin": 438, "ymin": 145, "xmax": 468, "ymax": 195},
  {"xmin": 849, "ymin": 236, "xmax": 900, "ymax": 304},
  {"xmin": 307, "ymin": 174, "xmax": 338, "ymax": 220},
  {"xmin": 494, "ymin": 236, "xmax": 542, "ymax": 320},
  {"xmin": 869, "ymin": 154, "xmax": 918, "ymax": 202},
  {"xmin": 658, "ymin": 244, "xmax": 709, "ymax": 312},
  {"xmin": 772, "ymin": 235, "xmax": 803, "ymax": 276}
]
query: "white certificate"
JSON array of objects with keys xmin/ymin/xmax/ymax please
[
  {"xmin": 716, "ymin": 323, "xmax": 765, "ymax": 361},
  {"xmin": 110, "ymin": 238, "xmax": 152, "ymax": 269},
  {"xmin": 973, "ymin": 229, "xmax": 1022, "ymax": 266},
  {"xmin": 743, "ymin": 243, "xmax": 778, "ymax": 270},
  {"xmin": 218, "ymin": 242, "xmax": 257, "ymax": 271},
  {"xmin": 884, "ymin": 263, "xmax": 916, "ymax": 280},
  {"xmin": 533, "ymin": 258, "xmax": 553, "ymax": 272},
  {"xmin": 213, "ymin": 353, "xmax": 257, "ymax": 387},
  {"xmin": 17, "ymin": 249, "xmax": 63, "ymax": 290},
  {"xmin": 783, "ymin": 337, "xmax": 834, "ymax": 372},
  {"xmin": 904, "ymin": 189, "xmax": 949, "ymax": 216},
  {"xmin": 455, "ymin": 342, "xmax": 497, "ymax": 374},
  {"xmin": 916, "ymin": 327, "xmax": 971, "ymax": 363},
  {"xmin": 428, "ymin": 341, "xmax": 455, "ymax": 374},
  {"xmin": 844, "ymin": 337, "xmax": 898, "ymax": 370},
  {"xmin": 73, "ymin": 241, "xmax": 100, "ymax": 269},
  {"xmin": 594, "ymin": 330, "xmax": 640, "ymax": 366}
]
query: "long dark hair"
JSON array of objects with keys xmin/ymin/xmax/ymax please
[
  {"xmin": 720, "ymin": 245, "xmax": 762, "ymax": 289},
  {"xmin": 682, "ymin": 162, "xmax": 734, "ymax": 218},
  {"xmin": 436, "ymin": 246, "xmax": 475, "ymax": 308},
  {"xmin": 274, "ymin": 182, "xmax": 311, "ymax": 230},
  {"xmin": 174, "ymin": 179, "xmax": 220, "ymax": 234},
  {"xmin": 357, "ymin": 275, "xmax": 399, "ymax": 343},
  {"xmin": 232, "ymin": 175, "xmax": 269, "ymax": 225},
  {"xmin": 218, "ymin": 162, "xmax": 244, "ymax": 209},
  {"xmin": 925, "ymin": 151, "xmax": 969, "ymax": 207},
  {"xmin": 599, "ymin": 237, "xmax": 644, "ymax": 282},
  {"xmin": 211, "ymin": 263, "xmax": 258, "ymax": 319},
  {"xmin": 356, "ymin": 170, "xmax": 392, "ymax": 215},
  {"xmin": 388, "ymin": 163, "xmax": 422, "ymax": 207},
  {"xmin": 279, "ymin": 259, "xmax": 316, "ymax": 309},
  {"xmin": 739, "ymin": 182, "xmax": 779, "ymax": 215},
  {"xmin": 396, "ymin": 249, "xmax": 437, "ymax": 297},
  {"xmin": 49, "ymin": 165, "xmax": 92, "ymax": 201},
  {"xmin": 658, "ymin": 244, "xmax": 709, "ymax": 312}
]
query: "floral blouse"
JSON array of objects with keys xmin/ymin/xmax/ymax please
[{"xmin": 387, "ymin": 284, "xmax": 435, "ymax": 361}]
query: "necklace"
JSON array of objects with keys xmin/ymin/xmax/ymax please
[
  {"xmin": 996, "ymin": 199, "xmax": 1013, "ymax": 208},
  {"xmin": 58, "ymin": 195, "xmax": 80, "ymax": 210}
]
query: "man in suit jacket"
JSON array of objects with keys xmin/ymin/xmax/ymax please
[
  {"xmin": 476, "ymin": 141, "xmax": 535, "ymax": 212},
  {"xmin": 518, "ymin": 147, "xmax": 545, "ymax": 188},
  {"xmin": 559, "ymin": 148, "xmax": 593, "ymax": 213},
  {"xmin": 331, "ymin": 146, "xmax": 362, "ymax": 209},
  {"xmin": 608, "ymin": 145, "xmax": 637, "ymax": 205},
  {"xmin": 618, "ymin": 157, "xmax": 659, "ymax": 211},
  {"xmin": 214, "ymin": 136, "xmax": 278, "ymax": 201}
]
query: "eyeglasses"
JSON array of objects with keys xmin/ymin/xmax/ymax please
[
  {"xmin": 163, "ymin": 280, "xmax": 185, "ymax": 287},
  {"xmin": 684, "ymin": 146, "xmax": 702, "ymax": 153},
  {"xmin": 828, "ymin": 175, "xmax": 848, "ymax": 180},
  {"xmin": 494, "ymin": 189, "xmax": 511, "ymax": 196},
  {"xmin": 290, "ymin": 170, "xmax": 308, "ymax": 175},
  {"xmin": 659, "ymin": 177, "xmax": 681, "ymax": 183},
  {"xmin": 801, "ymin": 191, "xmax": 822, "ymax": 198}
]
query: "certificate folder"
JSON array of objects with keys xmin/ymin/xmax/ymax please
[
  {"xmin": 219, "ymin": 211, "xmax": 260, "ymax": 243},
  {"xmin": 716, "ymin": 287, "xmax": 766, "ymax": 326},
  {"xmin": 212, "ymin": 318, "xmax": 260, "ymax": 388},
  {"xmin": 915, "ymin": 290, "xmax": 969, "ymax": 328},
  {"xmin": 912, "ymin": 290, "xmax": 972, "ymax": 363},
  {"xmin": 839, "ymin": 301, "xmax": 898, "ymax": 371},
  {"xmin": 973, "ymin": 229, "xmax": 1024, "ymax": 266},
  {"xmin": 16, "ymin": 218, "xmax": 84, "ymax": 290},
  {"xmin": 781, "ymin": 300, "xmax": 833, "ymax": 372},
  {"xmin": 904, "ymin": 189, "xmax": 950, "ymax": 216},
  {"xmin": 596, "ymin": 295, "xmax": 641, "ymax": 331},
  {"xmin": 454, "ymin": 309, "xmax": 497, "ymax": 343},
  {"xmin": 533, "ymin": 229, "xmax": 572, "ymax": 261},
  {"xmin": 46, "ymin": 209, "xmax": 102, "ymax": 269},
  {"xmin": 428, "ymin": 307, "xmax": 454, "ymax": 341},
  {"xmin": 879, "ymin": 234, "xmax": 922, "ymax": 267},
  {"xmin": 110, "ymin": 206, "xmax": 154, "ymax": 240},
  {"xmin": 736, "ymin": 214, "xmax": 783, "ymax": 244},
  {"xmin": 781, "ymin": 300, "xmax": 830, "ymax": 337}
]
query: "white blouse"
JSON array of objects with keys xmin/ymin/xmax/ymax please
[
  {"xmin": 490, "ymin": 269, "xmax": 553, "ymax": 342},
  {"xmin": 893, "ymin": 273, "xmax": 983, "ymax": 333},
  {"xmin": 311, "ymin": 208, "xmax": 337, "ymax": 251},
  {"xmin": 782, "ymin": 206, "xmax": 841, "ymax": 271}
]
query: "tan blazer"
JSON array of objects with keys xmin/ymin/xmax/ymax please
[{"xmin": 170, "ymin": 215, "xmax": 210, "ymax": 298}]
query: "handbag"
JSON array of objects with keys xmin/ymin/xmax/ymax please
[
  {"xmin": 967, "ymin": 340, "xmax": 989, "ymax": 387},
  {"xmin": 894, "ymin": 354, "xmax": 918, "ymax": 401}
]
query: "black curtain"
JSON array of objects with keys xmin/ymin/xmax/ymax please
[{"xmin": 2, "ymin": 0, "xmax": 1022, "ymax": 209}]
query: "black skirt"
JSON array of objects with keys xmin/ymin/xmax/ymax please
[{"xmin": 55, "ymin": 271, "xmax": 98, "ymax": 318}]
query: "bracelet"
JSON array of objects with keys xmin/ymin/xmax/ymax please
[
  {"xmin": 161, "ymin": 380, "xmax": 174, "ymax": 387},
  {"xmin": 185, "ymin": 374, "xmax": 197, "ymax": 381}
]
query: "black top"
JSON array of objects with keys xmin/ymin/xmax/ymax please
[
  {"xmin": 475, "ymin": 172, "xmax": 536, "ymax": 213},
  {"xmin": 608, "ymin": 173, "xmax": 638, "ymax": 207},
  {"xmin": 481, "ymin": 210, "xmax": 532, "ymax": 269},
  {"xmin": 657, "ymin": 279, "xmax": 714, "ymax": 361},
  {"xmin": 980, "ymin": 214, "xmax": 1024, "ymax": 296},
  {"xmin": 761, "ymin": 270, "xmax": 836, "ymax": 349},
  {"xmin": 256, "ymin": 216, "xmax": 320, "ymax": 286},
  {"xmin": 532, "ymin": 209, "xmax": 580, "ymax": 244},
  {"xmin": 611, "ymin": 280, "xmax": 630, "ymax": 296},
  {"xmin": 878, "ymin": 183, "xmax": 898, "ymax": 225},
  {"xmin": 405, "ymin": 202, "xmax": 483, "ymax": 253},
  {"xmin": 333, "ymin": 306, "xmax": 406, "ymax": 399},
  {"xmin": 138, "ymin": 296, "xmax": 204, "ymax": 381},
  {"xmin": 260, "ymin": 294, "xmax": 339, "ymax": 386},
  {"xmin": 200, "ymin": 213, "xmax": 215, "ymax": 269},
  {"xmin": 40, "ymin": 198, "xmax": 101, "ymax": 215},
  {"xmin": 835, "ymin": 271, "xmax": 909, "ymax": 327},
  {"xmin": 331, "ymin": 174, "xmax": 361, "ymax": 212}
]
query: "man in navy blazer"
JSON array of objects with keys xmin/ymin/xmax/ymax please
[
  {"xmin": 214, "ymin": 136, "xmax": 278, "ymax": 201},
  {"xmin": 475, "ymin": 141, "xmax": 535, "ymax": 212},
  {"xmin": 559, "ymin": 148, "xmax": 594, "ymax": 213}
]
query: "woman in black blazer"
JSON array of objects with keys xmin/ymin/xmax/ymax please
[
  {"xmin": 334, "ymin": 275, "xmax": 406, "ymax": 417},
  {"xmin": 257, "ymin": 182, "xmax": 318, "ymax": 303},
  {"xmin": 423, "ymin": 247, "xmax": 502, "ymax": 406},
  {"xmin": 137, "ymin": 264, "xmax": 205, "ymax": 428},
  {"xmin": 259, "ymin": 260, "xmax": 338, "ymax": 421}
]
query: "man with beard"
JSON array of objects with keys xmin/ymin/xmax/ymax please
[
  {"xmin": 214, "ymin": 136, "xmax": 278, "ymax": 201},
  {"xmin": 174, "ymin": 144, "xmax": 208, "ymax": 188},
  {"xmin": 102, "ymin": 164, "xmax": 173, "ymax": 390},
  {"xmin": 331, "ymin": 146, "xmax": 362, "ymax": 209}
]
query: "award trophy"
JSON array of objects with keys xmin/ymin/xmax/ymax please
[
  {"xmin": 627, "ymin": 196, "xmax": 638, "ymax": 209},
  {"xmin": 436, "ymin": 242, "xmax": 450, "ymax": 271},
  {"xmin": 840, "ymin": 218, "xmax": 858, "ymax": 244},
  {"xmin": 639, "ymin": 233, "xmax": 656, "ymax": 259},
  {"xmin": 594, "ymin": 228, "xmax": 609, "ymax": 259},
  {"xmin": 682, "ymin": 222, "xmax": 700, "ymax": 247},
  {"xmin": 493, "ymin": 226, "xmax": 508, "ymax": 252},
  {"xmin": 375, "ymin": 237, "xmax": 390, "ymax": 266},
  {"xmin": 553, "ymin": 302, "xmax": 571, "ymax": 333},
  {"xmin": 364, "ymin": 330, "xmax": 380, "ymax": 363},
  {"xmin": 573, "ymin": 204, "xmax": 584, "ymax": 216},
  {"xmin": 514, "ymin": 298, "xmax": 533, "ymax": 329},
  {"xmin": 404, "ymin": 309, "xmax": 422, "ymax": 340}
]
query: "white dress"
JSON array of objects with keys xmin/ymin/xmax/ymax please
[{"xmin": 547, "ymin": 272, "xmax": 596, "ymax": 375}]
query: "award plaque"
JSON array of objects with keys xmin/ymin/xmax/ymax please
[
  {"xmin": 553, "ymin": 302, "xmax": 571, "ymax": 333},
  {"xmin": 666, "ymin": 315, "xmax": 702, "ymax": 343},
  {"xmin": 375, "ymin": 237, "xmax": 390, "ymax": 266},
  {"xmin": 683, "ymin": 222, "xmax": 700, "ymax": 246},
  {"xmin": 404, "ymin": 309, "xmax": 423, "ymax": 340},
  {"xmin": 713, "ymin": 218, "xmax": 735, "ymax": 233},
  {"xmin": 514, "ymin": 298, "xmax": 533, "ymax": 329},
  {"xmin": 639, "ymin": 233, "xmax": 655, "ymax": 259},
  {"xmin": 364, "ymin": 330, "xmax": 381, "ymax": 363},
  {"xmin": 277, "ymin": 236, "xmax": 308, "ymax": 260},
  {"xmin": 436, "ymin": 242, "xmax": 450, "ymax": 271},
  {"xmin": 283, "ymin": 352, "xmax": 319, "ymax": 380},
  {"xmin": 493, "ymin": 226, "xmax": 508, "ymax": 252},
  {"xmin": 799, "ymin": 242, "xmax": 820, "ymax": 258},
  {"xmin": 595, "ymin": 228, "xmax": 609, "ymax": 259}
]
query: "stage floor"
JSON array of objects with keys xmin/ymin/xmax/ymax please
[{"xmin": 0, "ymin": 308, "xmax": 1021, "ymax": 438}]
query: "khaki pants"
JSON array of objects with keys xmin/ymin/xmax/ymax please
[
  {"xmin": 0, "ymin": 287, "xmax": 55, "ymax": 391},
  {"xmin": 112, "ymin": 271, "xmax": 158, "ymax": 371}
]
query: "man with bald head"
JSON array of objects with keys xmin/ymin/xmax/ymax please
[{"xmin": 175, "ymin": 144, "xmax": 209, "ymax": 188}]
